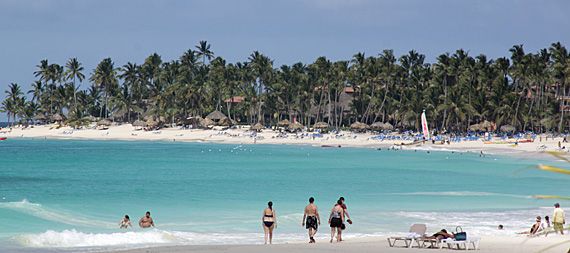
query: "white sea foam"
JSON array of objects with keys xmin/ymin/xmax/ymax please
[
  {"xmin": 13, "ymin": 229, "xmax": 370, "ymax": 249},
  {"xmin": 392, "ymin": 207, "xmax": 556, "ymax": 236},
  {"xmin": 0, "ymin": 199, "xmax": 115, "ymax": 228},
  {"xmin": 387, "ymin": 191, "xmax": 532, "ymax": 199}
]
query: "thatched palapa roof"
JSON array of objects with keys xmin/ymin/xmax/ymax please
[
  {"xmin": 251, "ymin": 123, "xmax": 265, "ymax": 132},
  {"xmin": 51, "ymin": 113, "xmax": 66, "ymax": 121},
  {"xmin": 277, "ymin": 119, "xmax": 291, "ymax": 127},
  {"xmin": 34, "ymin": 114, "xmax": 47, "ymax": 121},
  {"xmin": 206, "ymin": 110, "xmax": 227, "ymax": 121},
  {"xmin": 132, "ymin": 120, "xmax": 145, "ymax": 127},
  {"xmin": 500, "ymin": 125, "xmax": 516, "ymax": 132},
  {"xmin": 371, "ymin": 122, "xmax": 393, "ymax": 130},
  {"xmin": 97, "ymin": 119, "xmax": 112, "ymax": 126},
  {"xmin": 350, "ymin": 121, "xmax": 369, "ymax": 130},
  {"xmin": 313, "ymin": 122, "xmax": 329, "ymax": 129},
  {"xmin": 288, "ymin": 122, "xmax": 303, "ymax": 131}
]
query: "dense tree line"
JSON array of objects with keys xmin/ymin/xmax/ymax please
[{"xmin": 2, "ymin": 41, "xmax": 570, "ymax": 133}]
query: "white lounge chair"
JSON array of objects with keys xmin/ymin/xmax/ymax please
[
  {"xmin": 439, "ymin": 237, "xmax": 480, "ymax": 250},
  {"xmin": 387, "ymin": 224, "xmax": 427, "ymax": 248}
]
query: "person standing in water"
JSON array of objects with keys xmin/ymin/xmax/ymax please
[
  {"xmin": 139, "ymin": 211, "xmax": 155, "ymax": 228},
  {"xmin": 337, "ymin": 197, "xmax": 352, "ymax": 241},
  {"xmin": 302, "ymin": 197, "xmax": 321, "ymax": 243},
  {"xmin": 119, "ymin": 215, "xmax": 132, "ymax": 228},
  {"xmin": 328, "ymin": 199, "xmax": 344, "ymax": 243},
  {"xmin": 262, "ymin": 201, "xmax": 277, "ymax": 244},
  {"xmin": 553, "ymin": 203, "xmax": 565, "ymax": 235}
]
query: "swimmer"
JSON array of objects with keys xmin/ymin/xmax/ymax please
[
  {"xmin": 119, "ymin": 215, "xmax": 132, "ymax": 228},
  {"xmin": 139, "ymin": 211, "xmax": 155, "ymax": 228}
]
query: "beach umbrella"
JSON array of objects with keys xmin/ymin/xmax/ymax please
[
  {"xmin": 97, "ymin": 119, "xmax": 112, "ymax": 126},
  {"xmin": 350, "ymin": 121, "xmax": 368, "ymax": 130},
  {"xmin": 51, "ymin": 113, "xmax": 66, "ymax": 121},
  {"xmin": 288, "ymin": 122, "xmax": 303, "ymax": 131},
  {"xmin": 199, "ymin": 118, "xmax": 215, "ymax": 128},
  {"xmin": 34, "ymin": 114, "xmax": 47, "ymax": 122},
  {"xmin": 277, "ymin": 119, "xmax": 291, "ymax": 127},
  {"xmin": 83, "ymin": 116, "xmax": 97, "ymax": 122},
  {"xmin": 132, "ymin": 120, "xmax": 145, "ymax": 127},
  {"xmin": 380, "ymin": 122, "xmax": 394, "ymax": 130},
  {"xmin": 480, "ymin": 120, "xmax": 492, "ymax": 128},
  {"xmin": 218, "ymin": 117, "xmax": 235, "ymax": 126},
  {"xmin": 500, "ymin": 125, "xmax": 516, "ymax": 132},
  {"xmin": 313, "ymin": 121, "xmax": 329, "ymax": 129},
  {"xmin": 206, "ymin": 110, "xmax": 227, "ymax": 121},
  {"xmin": 370, "ymin": 122, "xmax": 383, "ymax": 129},
  {"xmin": 350, "ymin": 121, "xmax": 362, "ymax": 129},
  {"xmin": 144, "ymin": 115, "xmax": 155, "ymax": 122},
  {"xmin": 145, "ymin": 120, "xmax": 158, "ymax": 127},
  {"xmin": 251, "ymin": 123, "xmax": 265, "ymax": 132},
  {"xmin": 468, "ymin": 123, "xmax": 485, "ymax": 132}
]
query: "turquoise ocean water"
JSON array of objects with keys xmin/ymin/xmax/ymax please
[{"xmin": 1, "ymin": 138, "xmax": 569, "ymax": 251}]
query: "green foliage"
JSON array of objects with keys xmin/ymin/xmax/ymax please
[{"xmin": 3, "ymin": 41, "xmax": 570, "ymax": 132}]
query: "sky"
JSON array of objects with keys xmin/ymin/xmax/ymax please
[{"xmin": 1, "ymin": 0, "xmax": 569, "ymax": 121}]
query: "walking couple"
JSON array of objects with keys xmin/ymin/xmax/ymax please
[{"xmin": 302, "ymin": 196, "xmax": 352, "ymax": 243}]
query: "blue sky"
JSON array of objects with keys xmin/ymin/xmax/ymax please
[{"xmin": 1, "ymin": 0, "xmax": 569, "ymax": 121}]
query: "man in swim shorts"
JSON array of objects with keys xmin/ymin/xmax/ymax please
[
  {"xmin": 139, "ymin": 211, "xmax": 155, "ymax": 228},
  {"xmin": 302, "ymin": 197, "xmax": 321, "ymax": 243}
]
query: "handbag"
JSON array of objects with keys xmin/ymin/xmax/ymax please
[
  {"xmin": 454, "ymin": 226, "xmax": 467, "ymax": 241},
  {"xmin": 341, "ymin": 223, "xmax": 346, "ymax": 230}
]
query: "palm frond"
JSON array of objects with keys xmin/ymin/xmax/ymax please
[
  {"xmin": 541, "ymin": 151, "xmax": 570, "ymax": 163},
  {"xmin": 536, "ymin": 164, "xmax": 570, "ymax": 176},
  {"xmin": 532, "ymin": 195, "xmax": 570, "ymax": 200}
]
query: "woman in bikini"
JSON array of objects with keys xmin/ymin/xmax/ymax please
[
  {"xmin": 262, "ymin": 201, "xmax": 277, "ymax": 244},
  {"xmin": 422, "ymin": 229, "xmax": 454, "ymax": 240},
  {"xmin": 328, "ymin": 199, "xmax": 345, "ymax": 243},
  {"xmin": 118, "ymin": 215, "xmax": 132, "ymax": 229}
]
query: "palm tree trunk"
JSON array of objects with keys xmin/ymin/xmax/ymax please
[{"xmin": 558, "ymin": 82, "xmax": 567, "ymax": 133}]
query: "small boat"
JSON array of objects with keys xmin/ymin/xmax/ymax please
[
  {"xmin": 0, "ymin": 137, "xmax": 6, "ymax": 141},
  {"xmin": 395, "ymin": 140, "xmax": 425, "ymax": 146},
  {"xmin": 322, "ymin": 145, "xmax": 341, "ymax": 148}
]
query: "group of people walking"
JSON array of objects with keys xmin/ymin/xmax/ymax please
[{"xmin": 262, "ymin": 197, "xmax": 352, "ymax": 244}]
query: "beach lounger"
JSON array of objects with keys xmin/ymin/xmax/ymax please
[
  {"xmin": 387, "ymin": 224, "xmax": 427, "ymax": 248},
  {"xmin": 439, "ymin": 237, "xmax": 480, "ymax": 250}
]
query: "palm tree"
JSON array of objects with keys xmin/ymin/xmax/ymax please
[
  {"xmin": 5, "ymin": 83, "xmax": 23, "ymax": 102},
  {"xmin": 549, "ymin": 42, "xmax": 570, "ymax": 132},
  {"xmin": 0, "ymin": 99, "xmax": 15, "ymax": 126},
  {"xmin": 65, "ymin": 58, "xmax": 85, "ymax": 111},
  {"xmin": 249, "ymin": 51, "xmax": 274, "ymax": 123},
  {"xmin": 89, "ymin": 58, "xmax": 119, "ymax": 118},
  {"xmin": 28, "ymin": 81, "xmax": 44, "ymax": 104},
  {"xmin": 195, "ymin": 40, "xmax": 214, "ymax": 65}
]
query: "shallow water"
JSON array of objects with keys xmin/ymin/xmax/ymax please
[{"xmin": 1, "ymin": 138, "xmax": 568, "ymax": 251}]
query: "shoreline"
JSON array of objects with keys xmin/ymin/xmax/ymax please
[{"xmin": 2, "ymin": 124, "xmax": 568, "ymax": 158}]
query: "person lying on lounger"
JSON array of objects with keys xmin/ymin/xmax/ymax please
[
  {"xmin": 422, "ymin": 229, "xmax": 454, "ymax": 240},
  {"xmin": 517, "ymin": 216, "xmax": 544, "ymax": 235}
]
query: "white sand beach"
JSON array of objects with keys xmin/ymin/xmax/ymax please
[
  {"xmin": 1, "ymin": 123, "xmax": 568, "ymax": 156},
  {"xmin": 122, "ymin": 235, "xmax": 570, "ymax": 253}
]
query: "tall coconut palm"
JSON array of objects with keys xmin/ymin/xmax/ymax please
[
  {"xmin": 1, "ymin": 99, "xmax": 15, "ymax": 126},
  {"xmin": 89, "ymin": 58, "xmax": 119, "ymax": 118},
  {"xmin": 249, "ymin": 51, "xmax": 274, "ymax": 123},
  {"xmin": 549, "ymin": 42, "xmax": 570, "ymax": 132},
  {"xmin": 65, "ymin": 58, "xmax": 85, "ymax": 111},
  {"xmin": 195, "ymin": 40, "xmax": 214, "ymax": 65}
]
